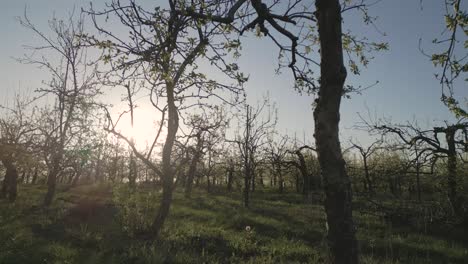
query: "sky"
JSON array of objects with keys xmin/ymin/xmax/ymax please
[{"xmin": 0, "ymin": 0, "xmax": 466, "ymax": 148}]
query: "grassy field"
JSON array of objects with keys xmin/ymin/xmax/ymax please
[{"xmin": 0, "ymin": 184, "xmax": 467, "ymax": 263}]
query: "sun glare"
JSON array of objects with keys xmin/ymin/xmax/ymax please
[{"xmin": 111, "ymin": 106, "xmax": 163, "ymax": 149}]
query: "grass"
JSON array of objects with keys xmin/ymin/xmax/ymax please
[{"xmin": 0, "ymin": 184, "xmax": 467, "ymax": 263}]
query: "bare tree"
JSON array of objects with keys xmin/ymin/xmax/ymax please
[
  {"xmin": 85, "ymin": 0, "xmax": 244, "ymax": 238},
  {"xmin": 183, "ymin": 109, "xmax": 228, "ymax": 197},
  {"xmin": 0, "ymin": 95, "xmax": 37, "ymax": 202},
  {"xmin": 349, "ymin": 138, "xmax": 382, "ymax": 195},
  {"xmin": 231, "ymin": 98, "xmax": 276, "ymax": 207},
  {"xmin": 266, "ymin": 135, "xmax": 289, "ymax": 193},
  {"xmin": 176, "ymin": 1, "xmax": 389, "ymax": 261},
  {"xmin": 287, "ymin": 142, "xmax": 318, "ymax": 201},
  {"xmin": 18, "ymin": 11, "xmax": 100, "ymax": 206},
  {"xmin": 371, "ymin": 118, "xmax": 468, "ymax": 217}
]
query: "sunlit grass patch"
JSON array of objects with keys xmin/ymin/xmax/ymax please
[{"xmin": 1, "ymin": 184, "xmax": 467, "ymax": 263}]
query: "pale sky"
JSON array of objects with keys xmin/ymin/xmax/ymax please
[{"xmin": 1, "ymin": 0, "xmax": 466, "ymax": 148}]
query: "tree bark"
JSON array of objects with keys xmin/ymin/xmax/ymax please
[
  {"xmin": 185, "ymin": 136, "xmax": 202, "ymax": 198},
  {"xmin": 243, "ymin": 105, "xmax": 251, "ymax": 208},
  {"xmin": 296, "ymin": 150, "xmax": 312, "ymax": 200},
  {"xmin": 446, "ymin": 129, "xmax": 461, "ymax": 216},
  {"xmin": 226, "ymin": 161, "xmax": 234, "ymax": 191},
  {"xmin": 44, "ymin": 169, "xmax": 58, "ymax": 206},
  {"xmin": 129, "ymin": 152, "xmax": 137, "ymax": 189},
  {"xmin": 1, "ymin": 158, "xmax": 18, "ymax": 202},
  {"xmin": 415, "ymin": 147, "xmax": 422, "ymax": 202},
  {"xmin": 278, "ymin": 166, "xmax": 284, "ymax": 193},
  {"xmin": 363, "ymin": 157, "xmax": 373, "ymax": 195},
  {"xmin": 32, "ymin": 167, "xmax": 38, "ymax": 184},
  {"xmin": 314, "ymin": 1, "xmax": 359, "ymax": 263},
  {"xmin": 150, "ymin": 82, "xmax": 179, "ymax": 238},
  {"xmin": 1, "ymin": 171, "xmax": 8, "ymax": 199}
]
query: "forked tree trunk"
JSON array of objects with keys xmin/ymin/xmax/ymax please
[{"xmin": 314, "ymin": 1, "xmax": 359, "ymax": 263}]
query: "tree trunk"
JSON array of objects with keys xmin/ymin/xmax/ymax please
[
  {"xmin": 251, "ymin": 170, "xmax": 256, "ymax": 192},
  {"xmin": 71, "ymin": 169, "xmax": 82, "ymax": 187},
  {"xmin": 226, "ymin": 164, "xmax": 234, "ymax": 191},
  {"xmin": 7, "ymin": 164, "xmax": 18, "ymax": 202},
  {"xmin": 278, "ymin": 167, "xmax": 284, "ymax": 193},
  {"xmin": 1, "ymin": 158, "xmax": 18, "ymax": 202},
  {"xmin": 44, "ymin": 152, "xmax": 62, "ymax": 206},
  {"xmin": 129, "ymin": 153, "xmax": 137, "ymax": 189},
  {"xmin": 44, "ymin": 169, "xmax": 58, "ymax": 206},
  {"xmin": 314, "ymin": 1, "xmax": 359, "ymax": 263},
  {"xmin": 206, "ymin": 173, "xmax": 211, "ymax": 192},
  {"xmin": 446, "ymin": 129, "xmax": 461, "ymax": 216},
  {"xmin": 1, "ymin": 171, "xmax": 8, "ymax": 199},
  {"xmin": 415, "ymin": 154, "xmax": 421, "ymax": 202},
  {"xmin": 259, "ymin": 169, "xmax": 264, "ymax": 187},
  {"xmin": 295, "ymin": 171, "xmax": 301, "ymax": 193},
  {"xmin": 243, "ymin": 105, "xmax": 252, "ymax": 208},
  {"xmin": 31, "ymin": 167, "xmax": 38, "ymax": 184},
  {"xmin": 26, "ymin": 170, "xmax": 31, "ymax": 184},
  {"xmin": 363, "ymin": 157, "xmax": 374, "ymax": 196},
  {"xmin": 296, "ymin": 150, "xmax": 312, "ymax": 200},
  {"xmin": 243, "ymin": 168, "xmax": 251, "ymax": 207},
  {"xmin": 185, "ymin": 141, "xmax": 202, "ymax": 198},
  {"xmin": 20, "ymin": 170, "xmax": 26, "ymax": 184},
  {"xmin": 150, "ymin": 82, "xmax": 179, "ymax": 238}
]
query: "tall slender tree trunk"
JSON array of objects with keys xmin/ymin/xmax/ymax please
[
  {"xmin": 243, "ymin": 105, "xmax": 251, "ymax": 208},
  {"xmin": 251, "ymin": 169, "xmax": 256, "ymax": 192},
  {"xmin": 259, "ymin": 169, "xmax": 264, "ymax": 187},
  {"xmin": 206, "ymin": 174, "xmax": 212, "ymax": 192},
  {"xmin": 26, "ymin": 170, "xmax": 31, "ymax": 184},
  {"xmin": 243, "ymin": 167, "xmax": 251, "ymax": 207},
  {"xmin": 415, "ymin": 146, "xmax": 422, "ymax": 202},
  {"xmin": 226, "ymin": 163, "xmax": 234, "ymax": 191},
  {"xmin": 150, "ymin": 83, "xmax": 179, "ymax": 238},
  {"xmin": 314, "ymin": 1, "xmax": 359, "ymax": 263},
  {"xmin": 129, "ymin": 152, "xmax": 137, "ymax": 189}
]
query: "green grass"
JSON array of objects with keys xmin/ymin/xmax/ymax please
[{"xmin": 0, "ymin": 184, "xmax": 466, "ymax": 263}]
